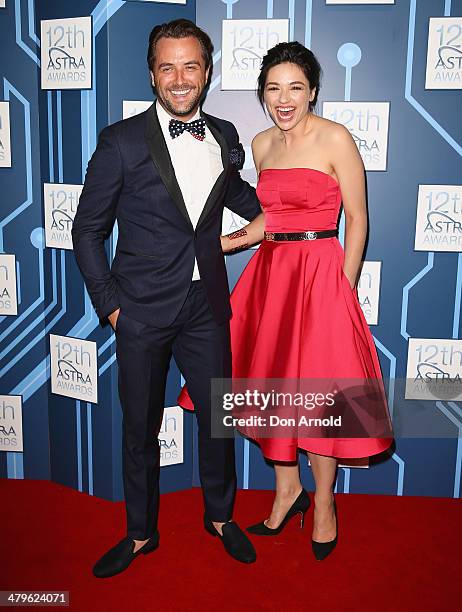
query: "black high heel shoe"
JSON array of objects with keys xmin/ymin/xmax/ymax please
[
  {"xmin": 311, "ymin": 498, "xmax": 337, "ymax": 560},
  {"xmin": 246, "ymin": 489, "xmax": 311, "ymax": 535}
]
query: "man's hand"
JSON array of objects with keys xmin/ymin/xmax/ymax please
[{"xmin": 108, "ymin": 308, "xmax": 120, "ymax": 330}]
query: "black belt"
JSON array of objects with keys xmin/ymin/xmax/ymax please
[{"xmin": 264, "ymin": 230, "xmax": 338, "ymax": 241}]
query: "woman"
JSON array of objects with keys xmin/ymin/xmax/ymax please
[{"xmin": 179, "ymin": 41, "xmax": 393, "ymax": 560}]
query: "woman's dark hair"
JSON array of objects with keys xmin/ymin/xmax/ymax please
[
  {"xmin": 257, "ymin": 42, "xmax": 322, "ymax": 112},
  {"xmin": 147, "ymin": 19, "xmax": 214, "ymax": 74}
]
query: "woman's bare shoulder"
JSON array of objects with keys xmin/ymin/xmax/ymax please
[
  {"xmin": 251, "ymin": 127, "xmax": 277, "ymax": 168},
  {"xmin": 315, "ymin": 115, "xmax": 352, "ymax": 145},
  {"xmin": 252, "ymin": 126, "xmax": 277, "ymax": 150}
]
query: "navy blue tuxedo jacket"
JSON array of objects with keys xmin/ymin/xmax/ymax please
[{"xmin": 72, "ymin": 103, "xmax": 261, "ymax": 327}]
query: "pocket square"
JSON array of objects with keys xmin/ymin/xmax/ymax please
[{"xmin": 229, "ymin": 143, "xmax": 245, "ymax": 170}]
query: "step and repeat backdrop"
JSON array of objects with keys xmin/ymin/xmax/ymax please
[{"xmin": 0, "ymin": 0, "xmax": 461, "ymax": 500}]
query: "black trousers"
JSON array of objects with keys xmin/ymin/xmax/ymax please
[{"xmin": 115, "ymin": 281, "xmax": 236, "ymax": 540}]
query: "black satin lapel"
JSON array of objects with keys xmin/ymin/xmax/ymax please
[
  {"xmin": 196, "ymin": 113, "xmax": 229, "ymax": 228},
  {"xmin": 145, "ymin": 104, "xmax": 193, "ymax": 229}
]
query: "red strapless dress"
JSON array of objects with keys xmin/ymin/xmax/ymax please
[{"xmin": 178, "ymin": 168, "xmax": 393, "ymax": 461}]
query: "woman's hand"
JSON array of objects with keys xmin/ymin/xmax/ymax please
[
  {"xmin": 343, "ymin": 270, "xmax": 356, "ymax": 290},
  {"xmin": 220, "ymin": 235, "xmax": 231, "ymax": 253},
  {"xmin": 221, "ymin": 213, "xmax": 265, "ymax": 254}
]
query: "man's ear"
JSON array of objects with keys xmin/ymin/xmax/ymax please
[
  {"xmin": 205, "ymin": 66, "xmax": 210, "ymax": 84},
  {"xmin": 310, "ymin": 87, "xmax": 316, "ymax": 103},
  {"xmin": 150, "ymin": 70, "xmax": 155, "ymax": 89}
]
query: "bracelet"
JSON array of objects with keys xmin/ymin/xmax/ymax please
[{"xmin": 227, "ymin": 228, "xmax": 248, "ymax": 252}]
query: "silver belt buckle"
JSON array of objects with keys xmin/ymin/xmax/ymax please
[
  {"xmin": 265, "ymin": 232, "xmax": 275, "ymax": 241},
  {"xmin": 304, "ymin": 231, "xmax": 317, "ymax": 240}
]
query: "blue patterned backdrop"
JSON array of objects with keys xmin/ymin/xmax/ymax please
[{"xmin": 1, "ymin": 0, "xmax": 461, "ymax": 501}]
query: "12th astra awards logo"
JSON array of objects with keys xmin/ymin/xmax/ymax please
[
  {"xmin": 0, "ymin": 101, "xmax": 11, "ymax": 168},
  {"xmin": 221, "ymin": 19, "xmax": 289, "ymax": 90},
  {"xmin": 322, "ymin": 102, "xmax": 390, "ymax": 171},
  {"xmin": 415, "ymin": 185, "xmax": 462, "ymax": 252},
  {"xmin": 406, "ymin": 339, "xmax": 462, "ymax": 401},
  {"xmin": 357, "ymin": 261, "xmax": 381, "ymax": 326},
  {"xmin": 0, "ymin": 396, "xmax": 23, "ymax": 453},
  {"xmin": 44, "ymin": 184, "xmax": 83, "ymax": 250},
  {"xmin": 426, "ymin": 18, "xmax": 462, "ymax": 89},
  {"xmin": 41, "ymin": 17, "xmax": 92, "ymax": 90},
  {"xmin": 50, "ymin": 335, "xmax": 98, "ymax": 403},
  {"xmin": 0, "ymin": 254, "xmax": 18, "ymax": 316},
  {"xmin": 158, "ymin": 406, "xmax": 184, "ymax": 467}
]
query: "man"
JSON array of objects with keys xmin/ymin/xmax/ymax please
[{"xmin": 72, "ymin": 19, "xmax": 262, "ymax": 578}]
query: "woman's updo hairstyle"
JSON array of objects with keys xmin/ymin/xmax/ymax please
[{"xmin": 257, "ymin": 41, "xmax": 322, "ymax": 112}]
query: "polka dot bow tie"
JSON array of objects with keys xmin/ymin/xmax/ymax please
[{"xmin": 168, "ymin": 117, "xmax": 206, "ymax": 141}]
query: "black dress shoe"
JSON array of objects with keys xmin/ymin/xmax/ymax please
[
  {"xmin": 312, "ymin": 499, "xmax": 338, "ymax": 561},
  {"xmin": 247, "ymin": 488, "xmax": 311, "ymax": 535},
  {"xmin": 204, "ymin": 517, "xmax": 256, "ymax": 564},
  {"xmin": 92, "ymin": 532, "xmax": 159, "ymax": 578}
]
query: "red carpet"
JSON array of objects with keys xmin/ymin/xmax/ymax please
[{"xmin": 2, "ymin": 480, "xmax": 460, "ymax": 611}]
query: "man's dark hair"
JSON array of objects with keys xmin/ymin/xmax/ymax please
[
  {"xmin": 147, "ymin": 19, "xmax": 214, "ymax": 74},
  {"xmin": 257, "ymin": 41, "xmax": 322, "ymax": 112}
]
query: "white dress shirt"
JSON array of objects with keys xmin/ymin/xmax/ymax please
[{"xmin": 156, "ymin": 100, "xmax": 224, "ymax": 281}]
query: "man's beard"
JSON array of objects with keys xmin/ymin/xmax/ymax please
[{"xmin": 158, "ymin": 86, "xmax": 204, "ymax": 118}]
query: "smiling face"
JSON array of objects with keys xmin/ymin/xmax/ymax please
[
  {"xmin": 263, "ymin": 62, "xmax": 316, "ymax": 131},
  {"xmin": 150, "ymin": 36, "xmax": 209, "ymax": 120}
]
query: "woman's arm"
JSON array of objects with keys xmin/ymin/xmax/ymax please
[
  {"xmin": 330, "ymin": 125, "xmax": 367, "ymax": 289},
  {"xmin": 221, "ymin": 212, "xmax": 265, "ymax": 252}
]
